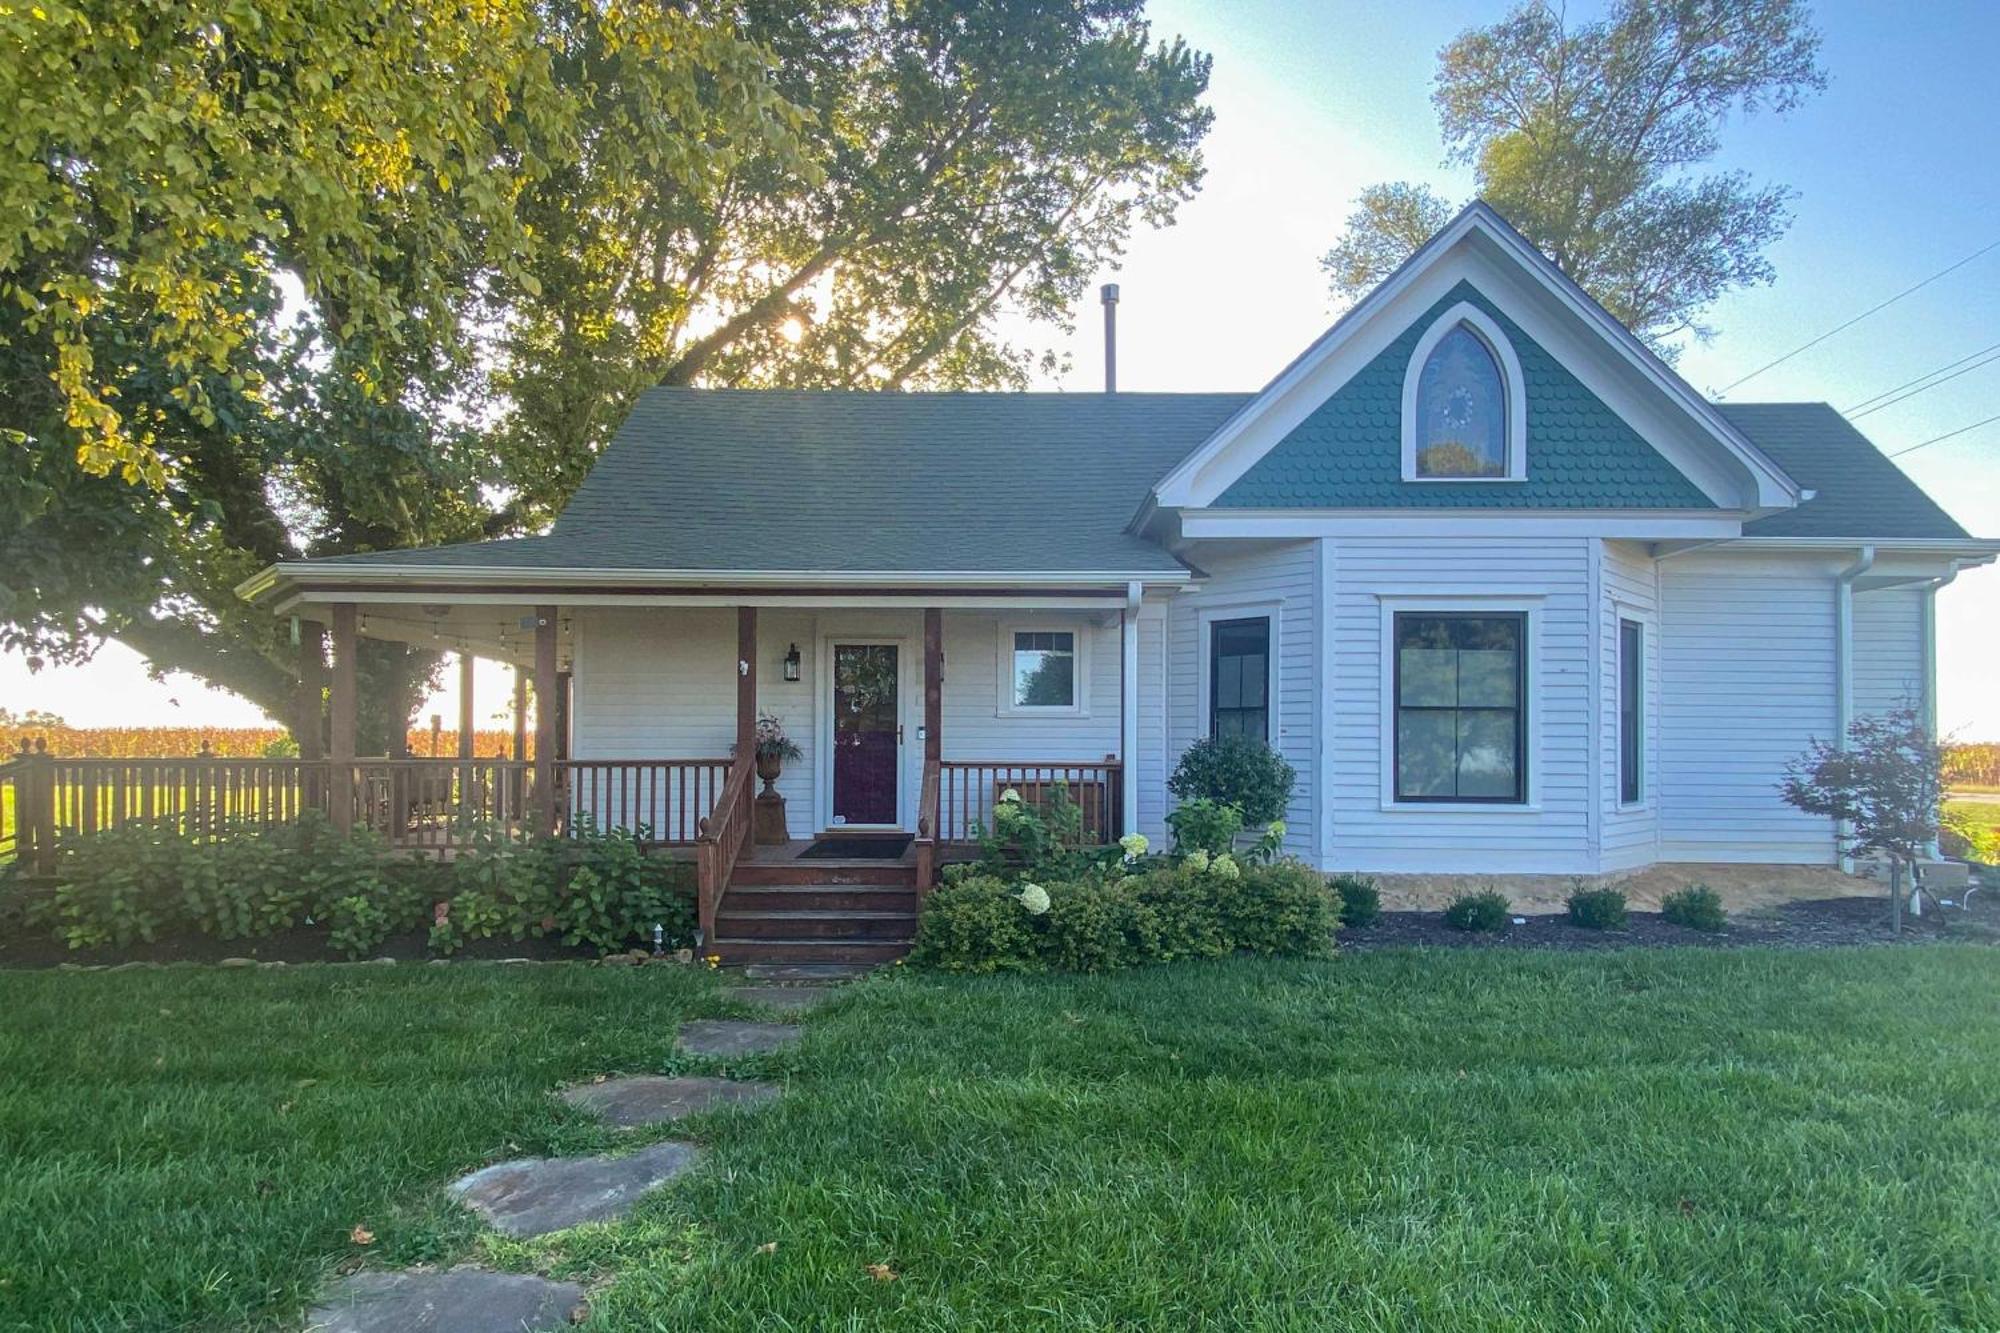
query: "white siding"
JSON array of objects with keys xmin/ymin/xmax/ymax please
[
  {"xmin": 1136, "ymin": 601, "xmax": 1170, "ymax": 840},
  {"xmin": 1165, "ymin": 542, "xmax": 1318, "ymax": 859},
  {"xmin": 1853, "ymin": 587, "xmax": 1926, "ymax": 720},
  {"xmin": 1657, "ymin": 553, "xmax": 1837, "ymax": 863},
  {"xmin": 1325, "ymin": 536, "xmax": 1595, "ymax": 874},
  {"xmin": 571, "ymin": 606, "xmax": 1123, "ymax": 839},
  {"xmin": 1599, "ymin": 540, "xmax": 1660, "ymax": 871}
]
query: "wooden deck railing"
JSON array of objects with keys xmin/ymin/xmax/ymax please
[
  {"xmin": 914, "ymin": 756, "xmax": 942, "ymax": 894},
  {"xmin": 564, "ymin": 759, "xmax": 732, "ymax": 845},
  {"xmin": 0, "ymin": 744, "xmax": 736, "ymax": 872},
  {"xmin": 694, "ymin": 757, "xmax": 755, "ymax": 943},
  {"xmin": 937, "ymin": 759, "xmax": 1123, "ymax": 846}
]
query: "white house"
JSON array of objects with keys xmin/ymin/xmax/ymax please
[{"xmin": 240, "ymin": 204, "xmax": 1996, "ymax": 960}]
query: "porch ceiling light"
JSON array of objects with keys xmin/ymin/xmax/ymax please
[{"xmin": 783, "ymin": 643, "xmax": 802, "ymax": 682}]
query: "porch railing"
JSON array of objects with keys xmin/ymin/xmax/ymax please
[
  {"xmin": 694, "ymin": 758, "xmax": 754, "ymax": 942},
  {"xmin": 937, "ymin": 759, "xmax": 1123, "ymax": 846},
  {"xmin": 0, "ymin": 746, "xmax": 739, "ymax": 872}
]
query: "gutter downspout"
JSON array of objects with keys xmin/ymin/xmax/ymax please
[
  {"xmin": 1121, "ymin": 580, "xmax": 1141, "ymax": 839},
  {"xmin": 1833, "ymin": 545, "xmax": 1876, "ymax": 874},
  {"xmin": 1922, "ymin": 563, "xmax": 1963, "ymax": 865}
]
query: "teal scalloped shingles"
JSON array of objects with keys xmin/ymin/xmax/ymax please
[{"xmin": 1215, "ymin": 282, "xmax": 1714, "ymax": 509}]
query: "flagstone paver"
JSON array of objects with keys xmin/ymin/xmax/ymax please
[
  {"xmin": 741, "ymin": 963, "xmax": 870, "ymax": 982},
  {"xmin": 676, "ymin": 1019, "xmax": 802, "ymax": 1057},
  {"xmin": 727, "ymin": 985, "xmax": 835, "ymax": 1011},
  {"xmin": 448, "ymin": 1140, "xmax": 701, "ymax": 1238},
  {"xmin": 562, "ymin": 1075, "xmax": 781, "ymax": 1129},
  {"xmin": 305, "ymin": 1268, "xmax": 584, "ymax": 1332}
]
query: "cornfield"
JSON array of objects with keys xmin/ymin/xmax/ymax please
[
  {"xmin": 1, "ymin": 724, "xmax": 525, "ymax": 760},
  {"xmin": 1945, "ymin": 742, "xmax": 2000, "ymax": 790}
]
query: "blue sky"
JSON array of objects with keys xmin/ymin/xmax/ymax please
[{"xmin": 5, "ymin": 0, "xmax": 1997, "ymax": 736}]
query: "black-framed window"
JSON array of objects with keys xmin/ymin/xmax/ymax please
[
  {"xmin": 1619, "ymin": 618, "xmax": 1643, "ymax": 805},
  {"xmin": 1394, "ymin": 612, "xmax": 1525, "ymax": 803},
  {"xmin": 1209, "ymin": 617, "xmax": 1270, "ymax": 740}
]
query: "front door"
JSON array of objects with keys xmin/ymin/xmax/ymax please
[{"xmin": 830, "ymin": 643, "xmax": 900, "ymax": 826}]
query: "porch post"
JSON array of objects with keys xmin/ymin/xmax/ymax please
[
  {"xmin": 923, "ymin": 608, "xmax": 942, "ymax": 766},
  {"xmin": 328, "ymin": 605, "xmax": 357, "ymax": 831},
  {"xmin": 457, "ymin": 652, "xmax": 476, "ymax": 760},
  {"xmin": 512, "ymin": 668, "xmax": 528, "ymax": 760},
  {"xmin": 736, "ymin": 606, "xmax": 757, "ymax": 761},
  {"xmin": 296, "ymin": 619, "xmax": 326, "ymax": 760},
  {"xmin": 1120, "ymin": 583, "xmax": 1140, "ymax": 839},
  {"xmin": 533, "ymin": 606, "xmax": 559, "ymax": 834}
]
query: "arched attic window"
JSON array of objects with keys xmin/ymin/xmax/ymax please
[{"xmin": 1400, "ymin": 303, "xmax": 1528, "ymax": 482}]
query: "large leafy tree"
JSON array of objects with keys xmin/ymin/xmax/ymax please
[
  {"xmin": 1322, "ymin": 0, "xmax": 1826, "ymax": 353},
  {"xmin": 2, "ymin": 1, "xmax": 1212, "ymax": 743},
  {"xmin": 495, "ymin": 0, "xmax": 1213, "ymax": 521}
]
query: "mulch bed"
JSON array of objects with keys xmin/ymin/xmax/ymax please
[{"xmin": 1342, "ymin": 892, "xmax": 2000, "ymax": 953}]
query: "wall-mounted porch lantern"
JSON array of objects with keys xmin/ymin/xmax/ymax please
[{"xmin": 783, "ymin": 643, "xmax": 802, "ymax": 682}]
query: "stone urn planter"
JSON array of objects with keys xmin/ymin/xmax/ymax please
[{"xmin": 750, "ymin": 712, "xmax": 802, "ymax": 845}]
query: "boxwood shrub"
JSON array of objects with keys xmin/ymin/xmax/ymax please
[
  {"xmin": 1566, "ymin": 886, "xmax": 1629, "ymax": 930},
  {"xmin": 1442, "ymin": 889, "xmax": 1511, "ymax": 933},
  {"xmin": 1661, "ymin": 884, "xmax": 1727, "ymax": 932},
  {"xmin": 908, "ymin": 858, "xmax": 1337, "ymax": 974},
  {"xmin": 1329, "ymin": 874, "xmax": 1380, "ymax": 928}
]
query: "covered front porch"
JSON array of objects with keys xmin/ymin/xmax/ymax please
[{"xmin": 234, "ymin": 578, "xmax": 1151, "ymax": 950}]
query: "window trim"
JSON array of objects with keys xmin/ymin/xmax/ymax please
[
  {"xmin": 1208, "ymin": 613, "xmax": 1274, "ymax": 742},
  {"xmin": 1195, "ymin": 602, "xmax": 1281, "ymax": 746},
  {"xmin": 996, "ymin": 621, "xmax": 1089, "ymax": 717},
  {"xmin": 1400, "ymin": 302, "xmax": 1529, "ymax": 484},
  {"xmin": 1376, "ymin": 595, "xmax": 1541, "ymax": 813},
  {"xmin": 1616, "ymin": 610, "xmax": 1651, "ymax": 811}
]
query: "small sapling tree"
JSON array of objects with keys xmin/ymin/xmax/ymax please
[{"xmin": 1780, "ymin": 703, "xmax": 1943, "ymax": 933}]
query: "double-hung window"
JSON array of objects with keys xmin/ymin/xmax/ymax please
[
  {"xmin": 1209, "ymin": 617, "xmax": 1270, "ymax": 740},
  {"xmin": 1393, "ymin": 612, "xmax": 1526, "ymax": 803},
  {"xmin": 1619, "ymin": 618, "xmax": 1643, "ymax": 805}
]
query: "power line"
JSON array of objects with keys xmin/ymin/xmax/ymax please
[
  {"xmin": 1716, "ymin": 236, "xmax": 2000, "ymax": 396},
  {"xmin": 1848, "ymin": 344, "xmax": 2000, "ymax": 419},
  {"xmin": 1844, "ymin": 340, "xmax": 2000, "ymax": 414},
  {"xmin": 1888, "ymin": 412, "xmax": 2000, "ymax": 459}
]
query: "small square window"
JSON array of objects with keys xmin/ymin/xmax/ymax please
[{"xmin": 1010, "ymin": 630, "xmax": 1076, "ymax": 709}]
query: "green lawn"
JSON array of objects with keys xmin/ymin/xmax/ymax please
[
  {"xmin": 1948, "ymin": 798, "xmax": 2000, "ymax": 837},
  {"xmin": 3, "ymin": 951, "xmax": 1998, "ymax": 1331}
]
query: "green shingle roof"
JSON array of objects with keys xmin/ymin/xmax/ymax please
[
  {"xmin": 314, "ymin": 390, "xmax": 1251, "ymax": 577},
  {"xmin": 1723, "ymin": 403, "xmax": 1971, "ymax": 540},
  {"xmin": 298, "ymin": 374, "xmax": 1972, "ymax": 583},
  {"xmin": 1214, "ymin": 283, "xmax": 1716, "ymax": 510}
]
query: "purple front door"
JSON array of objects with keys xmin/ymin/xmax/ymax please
[{"xmin": 831, "ymin": 643, "xmax": 899, "ymax": 825}]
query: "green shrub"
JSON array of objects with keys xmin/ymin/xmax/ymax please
[
  {"xmin": 1942, "ymin": 808, "xmax": 1999, "ymax": 864},
  {"xmin": 910, "ymin": 857, "xmax": 1336, "ymax": 974},
  {"xmin": 971, "ymin": 782, "xmax": 1112, "ymax": 883},
  {"xmin": 1329, "ymin": 874, "xmax": 1380, "ymax": 928},
  {"xmin": 1443, "ymin": 890, "xmax": 1511, "ymax": 933},
  {"xmin": 1216, "ymin": 858, "xmax": 1338, "ymax": 958},
  {"xmin": 48, "ymin": 820, "xmax": 200, "ymax": 948},
  {"xmin": 1168, "ymin": 735, "xmax": 1296, "ymax": 825},
  {"xmin": 1566, "ymin": 886, "xmax": 1629, "ymax": 930},
  {"xmin": 1165, "ymin": 797, "xmax": 1244, "ymax": 857},
  {"xmin": 907, "ymin": 874, "xmax": 1045, "ymax": 974},
  {"xmin": 1661, "ymin": 884, "xmax": 1727, "ymax": 932},
  {"xmin": 553, "ymin": 820, "xmax": 693, "ymax": 953}
]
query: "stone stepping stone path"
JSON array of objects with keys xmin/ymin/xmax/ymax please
[
  {"xmin": 308, "ymin": 991, "xmax": 826, "ymax": 1327},
  {"xmin": 305, "ymin": 1268, "xmax": 583, "ymax": 1332},
  {"xmin": 742, "ymin": 962, "xmax": 868, "ymax": 982},
  {"xmin": 561, "ymin": 1075, "xmax": 781, "ymax": 1129},
  {"xmin": 727, "ymin": 985, "xmax": 834, "ymax": 1012},
  {"xmin": 676, "ymin": 1018, "xmax": 802, "ymax": 1057},
  {"xmin": 448, "ymin": 1140, "xmax": 702, "ymax": 1239}
]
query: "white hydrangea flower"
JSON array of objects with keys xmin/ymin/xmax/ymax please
[
  {"xmin": 999, "ymin": 787, "xmax": 1022, "ymax": 804},
  {"xmin": 1119, "ymin": 832, "xmax": 1149, "ymax": 863},
  {"xmin": 1184, "ymin": 849, "xmax": 1210, "ymax": 873},
  {"xmin": 1017, "ymin": 882, "xmax": 1051, "ymax": 915},
  {"xmin": 1211, "ymin": 854, "xmax": 1240, "ymax": 880},
  {"xmin": 1267, "ymin": 819, "xmax": 1287, "ymax": 842}
]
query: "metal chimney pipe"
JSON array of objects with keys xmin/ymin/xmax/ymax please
[{"xmin": 1100, "ymin": 282, "xmax": 1120, "ymax": 393}]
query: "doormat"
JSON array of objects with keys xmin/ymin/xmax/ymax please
[{"xmin": 799, "ymin": 835, "xmax": 912, "ymax": 860}]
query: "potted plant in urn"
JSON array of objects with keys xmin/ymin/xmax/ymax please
[{"xmin": 751, "ymin": 712, "xmax": 803, "ymax": 844}]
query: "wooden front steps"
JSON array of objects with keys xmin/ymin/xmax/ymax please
[{"xmin": 712, "ymin": 853, "xmax": 919, "ymax": 965}]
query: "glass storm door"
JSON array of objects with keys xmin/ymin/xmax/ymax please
[{"xmin": 831, "ymin": 643, "xmax": 900, "ymax": 825}]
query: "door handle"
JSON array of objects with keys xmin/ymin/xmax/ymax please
[{"xmin": 898, "ymin": 725, "xmax": 905, "ymax": 745}]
